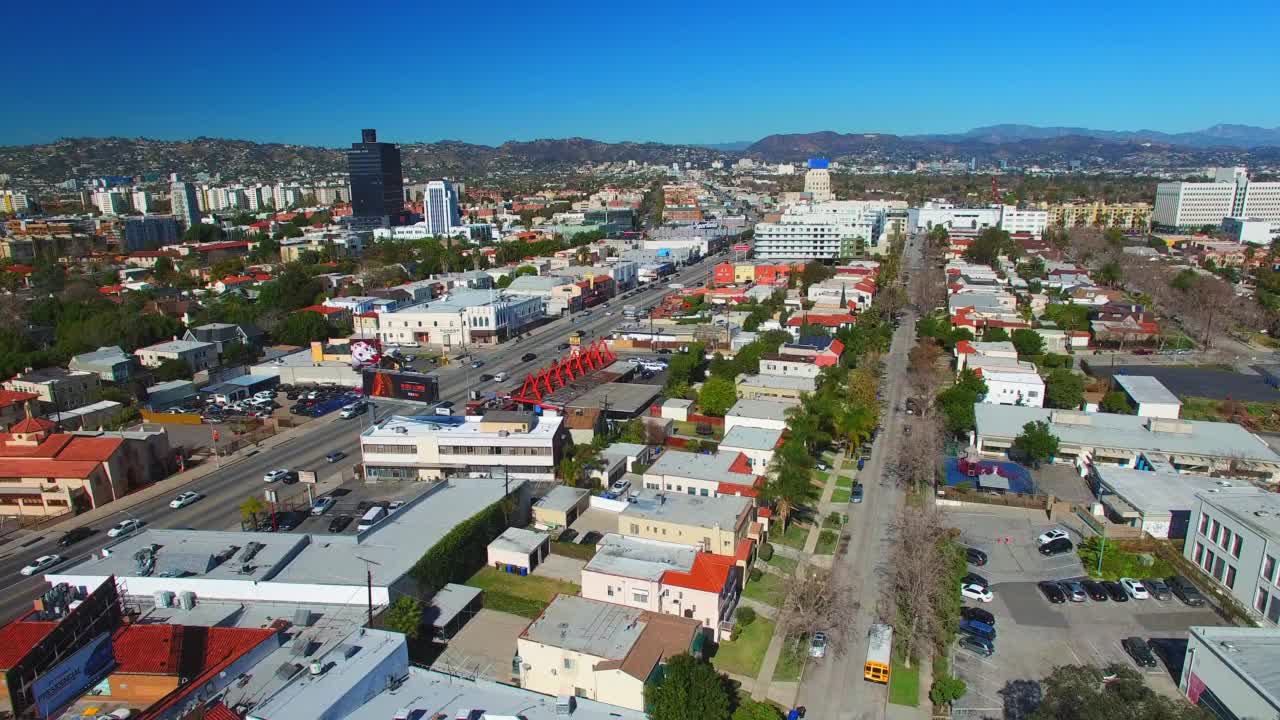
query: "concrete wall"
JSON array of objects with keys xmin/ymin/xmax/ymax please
[{"xmin": 581, "ymin": 570, "xmax": 662, "ymax": 613}]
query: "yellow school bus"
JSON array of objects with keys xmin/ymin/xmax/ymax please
[{"xmin": 865, "ymin": 623, "xmax": 893, "ymax": 683}]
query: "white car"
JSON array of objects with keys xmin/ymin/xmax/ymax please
[
  {"xmin": 263, "ymin": 469, "xmax": 291, "ymax": 483},
  {"xmin": 961, "ymin": 583, "xmax": 994, "ymax": 603},
  {"xmin": 169, "ymin": 491, "xmax": 202, "ymax": 509},
  {"xmin": 1121, "ymin": 578, "xmax": 1150, "ymax": 600},
  {"xmin": 311, "ymin": 497, "xmax": 337, "ymax": 516},
  {"xmin": 107, "ymin": 519, "xmax": 143, "ymax": 538},
  {"xmin": 400, "ymin": 341, "xmax": 420, "ymax": 348},
  {"xmin": 21, "ymin": 554, "xmax": 64, "ymax": 576},
  {"xmin": 1036, "ymin": 528, "xmax": 1070, "ymax": 546},
  {"xmin": 610, "ymin": 479, "xmax": 631, "ymax": 495}
]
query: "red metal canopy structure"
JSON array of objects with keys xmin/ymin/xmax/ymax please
[{"xmin": 512, "ymin": 338, "xmax": 617, "ymax": 406}]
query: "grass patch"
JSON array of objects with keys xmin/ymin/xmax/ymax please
[
  {"xmin": 673, "ymin": 420, "xmax": 723, "ymax": 440},
  {"xmin": 774, "ymin": 635, "xmax": 809, "ymax": 682},
  {"xmin": 835, "ymin": 475, "xmax": 854, "ymax": 489},
  {"xmin": 888, "ymin": 660, "xmax": 920, "ymax": 706},
  {"xmin": 815, "ymin": 529, "xmax": 839, "ymax": 555},
  {"xmin": 1077, "ymin": 537, "xmax": 1175, "ymax": 581},
  {"xmin": 550, "ymin": 541, "xmax": 596, "ymax": 561},
  {"xmin": 822, "ymin": 512, "xmax": 846, "ymax": 530},
  {"xmin": 767, "ymin": 553, "xmax": 798, "ymax": 576},
  {"xmin": 743, "ymin": 571, "xmax": 786, "ymax": 607},
  {"xmin": 713, "ymin": 617, "xmax": 775, "ymax": 677},
  {"xmin": 466, "ymin": 566, "xmax": 581, "ymax": 619},
  {"xmin": 831, "ymin": 488, "xmax": 851, "ymax": 503},
  {"xmin": 774, "ymin": 522, "xmax": 810, "ymax": 550}
]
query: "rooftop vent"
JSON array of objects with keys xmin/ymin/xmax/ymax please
[{"xmin": 1221, "ymin": 641, "xmax": 1239, "ymax": 652}]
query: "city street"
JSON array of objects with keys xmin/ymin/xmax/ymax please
[
  {"xmin": 0, "ymin": 254, "xmax": 721, "ymax": 623},
  {"xmin": 795, "ymin": 235, "xmax": 922, "ymax": 719}
]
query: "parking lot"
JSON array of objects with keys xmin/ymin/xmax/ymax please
[
  {"xmin": 945, "ymin": 507, "xmax": 1224, "ymax": 719},
  {"xmin": 247, "ymin": 476, "xmax": 425, "ymax": 535}
]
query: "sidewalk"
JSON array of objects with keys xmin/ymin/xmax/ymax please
[
  {"xmin": 750, "ymin": 450, "xmax": 846, "ymax": 705},
  {"xmin": 0, "ymin": 411, "xmax": 343, "ymax": 554}
]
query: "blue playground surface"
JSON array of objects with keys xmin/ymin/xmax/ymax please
[{"xmin": 944, "ymin": 457, "xmax": 1036, "ymax": 494}]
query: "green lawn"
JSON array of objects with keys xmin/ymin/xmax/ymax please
[
  {"xmin": 815, "ymin": 529, "xmax": 839, "ymax": 555},
  {"xmin": 831, "ymin": 488, "xmax": 851, "ymax": 503},
  {"xmin": 743, "ymin": 571, "xmax": 786, "ymax": 607},
  {"xmin": 713, "ymin": 618, "xmax": 775, "ymax": 677},
  {"xmin": 811, "ymin": 471, "xmax": 830, "ymax": 486},
  {"xmin": 766, "ymin": 553, "xmax": 798, "ymax": 576},
  {"xmin": 835, "ymin": 475, "xmax": 854, "ymax": 489},
  {"xmin": 821, "ymin": 512, "xmax": 846, "ymax": 530},
  {"xmin": 774, "ymin": 635, "xmax": 809, "ymax": 682},
  {"xmin": 1077, "ymin": 537, "xmax": 1175, "ymax": 581},
  {"xmin": 467, "ymin": 566, "xmax": 581, "ymax": 618},
  {"xmin": 774, "ymin": 523, "xmax": 810, "ymax": 550},
  {"xmin": 888, "ymin": 661, "xmax": 920, "ymax": 706}
]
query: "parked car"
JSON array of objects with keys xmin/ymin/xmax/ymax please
[
  {"xmin": 521, "ymin": 353, "xmax": 537, "ymax": 362},
  {"xmin": 959, "ymin": 618, "xmax": 996, "ymax": 641},
  {"xmin": 326, "ymin": 451, "xmax": 347, "ymax": 463},
  {"xmin": 20, "ymin": 554, "xmax": 64, "ymax": 576},
  {"xmin": 1103, "ymin": 581, "xmax": 1130, "ymax": 602},
  {"xmin": 961, "ymin": 583, "xmax": 993, "ymax": 603},
  {"xmin": 809, "ymin": 631, "xmax": 828, "ymax": 658},
  {"xmin": 610, "ymin": 479, "xmax": 631, "ymax": 495},
  {"xmin": 1167, "ymin": 575, "xmax": 1206, "ymax": 606},
  {"xmin": 263, "ymin": 469, "xmax": 291, "ymax": 483},
  {"xmin": 963, "ymin": 572, "xmax": 989, "ymax": 589},
  {"xmin": 327, "ymin": 514, "xmax": 353, "ymax": 533},
  {"xmin": 108, "ymin": 519, "xmax": 143, "ymax": 538},
  {"xmin": 311, "ymin": 497, "xmax": 337, "ymax": 516},
  {"xmin": 57, "ymin": 526, "xmax": 93, "ymax": 547},
  {"xmin": 558, "ymin": 528, "xmax": 579, "ymax": 543},
  {"xmin": 1039, "ymin": 538, "xmax": 1074, "ymax": 556},
  {"xmin": 1143, "ymin": 578, "xmax": 1172, "ymax": 600},
  {"xmin": 1082, "ymin": 580, "xmax": 1109, "ymax": 601},
  {"xmin": 169, "ymin": 491, "xmax": 202, "ymax": 509},
  {"xmin": 388, "ymin": 500, "xmax": 406, "ymax": 512},
  {"xmin": 580, "ymin": 531, "xmax": 603, "ymax": 546},
  {"xmin": 965, "ymin": 547, "xmax": 988, "ymax": 566},
  {"xmin": 1039, "ymin": 581, "xmax": 1067, "ymax": 604},
  {"xmin": 1122, "ymin": 637, "xmax": 1158, "ymax": 668},
  {"xmin": 1121, "ymin": 578, "xmax": 1150, "ymax": 600},
  {"xmin": 1037, "ymin": 528, "xmax": 1070, "ymax": 545},
  {"xmin": 850, "ymin": 483, "xmax": 864, "ymax": 504},
  {"xmin": 1060, "ymin": 580, "xmax": 1088, "ymax": 602},
  {"xmin": 960, "ymin": 607, "xmax": 995, "ymax": 626},
  {"xmin": 958, "ymin": 635, "xmax": 995, "ymax": 657}
]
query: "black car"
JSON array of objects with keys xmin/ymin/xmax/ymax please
[
  {"xmin": 965, "ymin": 547, "xmax": 988, "ymax": 567},
  {"xmin": 580, "ymin": 531, "xmax": 603, "ymax": 545},
  {"xmin": 958, "ymin": 635, "xmax": 995, "ymax": 657},
  {"xmin": 479, "ymin": 374, "xmax": 495, "ymax": 382},
  {"xmin": 1167, "ymin": 575, "xmax": 1206, "ymax": 607},
  {"xmin": 57, "ymin": 526, "xmax": 94, "ymax": 547},
  {"xmin": 1039, "ymin": 581, "xmax": 1067, "ymax": 604},
  {"xmin": 1143, "ymin": 578, "xmax": 1172, "ymax": 601},
  {"xmin": 1103, "ymin": 581, "xmax": 1130, "ymax": 602},
  {"xmin": 1039, "ymin": 538, "xmax": 1074, "ymax": 556},
  {"xmin": 960, "ymin": 607, "xmax": 996, "ymax": 627},
  {"xmin": 558, "ymin": 528, "xmax": 579, "ymax": 543},
  {"xmin": 558, "ymin": 343, "xmax": 571, "ymax": 350},
  {"xmin": 281, "ymin": 471, "xmax": 299, "ymax": 485},
  {"xmin": 850, "ymin": 483, "xmax": 864, "ymax": 504},
  {"xmin": 1082, "ymin": 580, "xmax": 1109, "ymax": 601},
  {"xmin": 325, "ymin": 451, "xmax": 346, "ymax": 463},
  {"xmin": 275, "ymin": 511, "xmax": 306, "ymax": 532},
  {"xmin": 1122, "ymin": 637, "xmax": 1158, "ymax": 668},
  {"xmin": 328, "ymin": 514, "xmax": 353, "ymax": 533},
  {"xmin": 521, "ymin": 353, "xmax": 537, "ymax": 362},
  {"xmin": 963, "ymin": 572, "xmax": 990, "ymax": 589}
]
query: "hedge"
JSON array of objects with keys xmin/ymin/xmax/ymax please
[{"xmin": 409, "ymin": 498, "xmax": 512, "ymax": 595}]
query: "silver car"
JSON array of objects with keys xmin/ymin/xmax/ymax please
[{"xmin": 1059, "ymin": 580, "xmax": 1088, "ymax": 602}]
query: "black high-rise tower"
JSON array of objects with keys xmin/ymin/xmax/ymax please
[{"xmin": 347, "ymin": 128, "xmax": 404, "ymax": 223}]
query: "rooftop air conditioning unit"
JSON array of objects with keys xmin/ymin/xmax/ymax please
[
  {"xmin": 309, "ymin": 660, "xmax": 324, "ymax": 676},
  {"xmin": 178, "ymin": 591, "xmax": 196, "ymax": 610}
]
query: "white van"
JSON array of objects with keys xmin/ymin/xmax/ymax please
[
  {"xmin": 493, "ymin": 371, "xmax": 507, "ymax": 383},
  {"xmin": 357, "ymin": 506, "xmax": 387, "ymax": 532}
]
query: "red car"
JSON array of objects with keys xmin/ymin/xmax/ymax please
[{"xmin": 1132, "ymin": 348, "xmax": 1154, "ymax": 355}]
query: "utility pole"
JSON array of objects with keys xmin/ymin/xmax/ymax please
[{"xmin": 355, "ymin": 555, "xmax": 382, "ymax": 628}]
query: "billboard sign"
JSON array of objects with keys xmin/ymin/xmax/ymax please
[
  {"xmin": 32, "ymin": 632, "xmax": 116, "ymax": 718},
  {"xmin": 732, "ymin": 244, "xmax": 750, "ymax": 252},
  {"xmin": 362, "ymin": 369, "xmax": 440, "ymax": 403}
]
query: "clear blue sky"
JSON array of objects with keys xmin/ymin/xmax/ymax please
[{"xmin": 4, "ymin": 0, "xmax": 1279, "ymax": 147}]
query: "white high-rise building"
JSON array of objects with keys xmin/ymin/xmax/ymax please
[
  {"xmin": 425, "ymin": 180, "xmax": 461, "ymax": 236},
  {"xmin": 804, "ymin": 158, "xmax": 833, "ymax": 203},
  {"xmin": 753, "ymin": 200, "xmax": 897, "ymax": 260},
  {"xmin": 1154, "ymin": 168, "xmax": 1280, "ymax": 230},
  {"xmin": 91, "ymin": 190, "xmax": 130, "ymax": 216},
  {"xmin": 170, "ymin": 181, "xmax": 200, "ymax": 228},
  {"xmin": 0, "ymin": 190, "xmax": 33, "ymax": 214},
  {"xmin": 131, "ymin": 190, "xmax": 152, "ymax": 214}
]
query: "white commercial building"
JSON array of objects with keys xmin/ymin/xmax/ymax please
[
  {"xmin": 804, "ymin": 160, "xmax": 833, "ymax": 203},
  {"xmin": 1154, "ymin": 168, "xmax": 1280, "ymax": 229},
  {"xmin": 92, "ymin": 190, "xmax": 130, "ymax": 215},
  {"xmin": 999, "ymin": 205, "xmax": 1049, "ymax": 235},
  {"xmin": 753, "ymin": 200, "xmax": 889, "ymax": 261},
  {"xmin": 134, "ymin": 339, "xmax": 218, "ymax": 371},
  {"xmin": 360, "ymin": 411, "xmax": 567, "ymax": 482},
  {"xmin": 1184, "ymin": 489, "xmax": 1280, "ymax": 627},
  {"xmin": 424, "ymin": 179, "xmax": 461, "ymax": 235},
  {"xmin": 375, "ymin": 288, "xmax": 544, "ymax": 348},
  {"xmin": 1179, "ymin": 626, "xmax": 1280, "ymax": 719},
  {"xmin": 1113, "ymin": 375, "xmax": 1182, "ymax": 419},
  {"xmin": 908, "ymin": 203, "xmax": 1002, "ymax": 233}
]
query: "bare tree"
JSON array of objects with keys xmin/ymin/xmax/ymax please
[
  {"xmin": 882, "ymin": 505, "xmax": 950, "ymax": 667},
  {"xmin": 777, "ymin": 566, "xmax": 859, "ymax": 657}
]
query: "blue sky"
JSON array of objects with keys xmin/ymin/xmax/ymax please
[{"xmin": 3, "ymin": 0, "xmax": 1279, "ymax": 147}]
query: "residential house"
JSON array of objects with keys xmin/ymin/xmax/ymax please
[
  {"xmin": 68, "ymin": 346, "xmax": 134, "ymax": 383},
  {"xmin": 134, "ymin": 339, "xmax": 218, "ymax": 372},
  {"xmin": 183, "ymin": 323, "xmax": 264, "ymax": 355},
  {"xmin": 640, "ymin": 449, "xmax": 763, "ymax": 499},
  {"xmin": 3, "ymin": 368, "xmax": 100, "ymax": 414}
]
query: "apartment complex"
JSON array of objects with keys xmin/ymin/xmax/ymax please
[
  {"xmin": 133, "ymin": 339, "xmax": 218, "ymax": 371},
  {"xmin": 359, "ymin": 411, "xmax": 567, "ymax": 482},
  {"xmin": 1044, "ymin": 202, "xmax": 1151, "ymax": 230},
  {"xmin": 618, "ymin": 489, "xmax": 753, "ymax": 557},
  {"xmin": 754, "ymin": 200, "xmax": 895, "ymax": 261},
  {"xmin": 3, "ymin": 367, "xmax": 100, "ymax": 413}
]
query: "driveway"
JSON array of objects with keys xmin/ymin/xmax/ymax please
[
  {"xmin": 432, "ymin": 608, "xmax": 529, "ymax": 683},
  {"xmin": 535, "ymin": 554, "xmax": 585, "ymax": 584}
]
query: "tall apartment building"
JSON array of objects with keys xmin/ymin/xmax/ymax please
[
  {"xmin": 1154, "ymin": 167, "xmax": 1280, "ymax": 230},
  {"xmin": 347, "ymin": 128, "xmax": 404, "ymax": 224},
  {"xmin": 1045, "ymin": 202, "xmax": 1151, "ymax": 230},
  {"xmin": 1, "ymin": 190, "xmax": 33, "ymax": 214},
  {"xmin": 804, "ymin": 158, "xmax": 833, "ymax": 203},
  {"xmin": 171, "ymin": 181, "xmax": 200, "ymax": 229},
  {"xmin": 424, "ymin": 180, "xmax": 460, "ymax": 235},
  {"xmin": 122, "ymin": 216, "xmax": 182, "ymax": 251},
  {"xmin": 753, "ymin": 200, "xmax": 891, "ymax": 261},
  {"xmin": 91, "ymin": 190, "xmax": 131, "ymax": 216},
  {"xmin": 999, "ymin": 206, "xmax": 1049, "ymax": 235},
  {"xmin": 131, "ymin": 190, "xmax": 152, "ymax": 214}
]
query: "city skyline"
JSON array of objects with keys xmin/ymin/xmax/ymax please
[{"xmin": 3, "ymin": 0, "xmax": 1279, "ymax": 147}]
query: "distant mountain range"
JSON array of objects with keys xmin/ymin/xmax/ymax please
[{"xmin": 2, "ymin": 123, "xmax": 1278, "ymax": 184}]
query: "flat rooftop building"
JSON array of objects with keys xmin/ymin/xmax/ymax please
[
  {"xmin": 360, "ymin": 412, "xmax": 567, "ymax": 482},
  {"xmin": 1091, "ymin": 466, "xmax": 1259, "ymax": 539},
  {"xmin": 1181, "ymin": 626, "xmax": 1280, "ymax": 719},
  {"xmin": 1113, "ymin": 374, "xmax": 1183, "ymax": 419}
]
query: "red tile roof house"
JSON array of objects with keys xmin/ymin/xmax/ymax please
[
  {"xmin": 0, "ymin": 389, "xmax": 39, "ymax": 430},
  {"xmin": 296, "ymin": 304, "xmax": 353, "ymax": 326},
  {"xmin": 212, "ymin": 273, "xmax": 271, "ymax": 294},
  {"xmin": 0, "ymin": 613, "xmax": 278, "ymax": 719}
]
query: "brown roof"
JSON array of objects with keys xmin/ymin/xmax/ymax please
[{"xmin": 598, "ymin": 611, "xmax": 701, "ymax": 681}]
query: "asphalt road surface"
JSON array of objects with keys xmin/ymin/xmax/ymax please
[
  {"xmin": 794, "ymin": 235, "xmax": 922, "ymax": 720},
  {"xmin": 0, "ymin": 253, "xmax": 723, "ymax": 622}
]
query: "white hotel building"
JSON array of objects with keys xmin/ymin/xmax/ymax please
[{"xmin": 753, "ymin": 200, "xmax": 898, "ymax": 260}]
